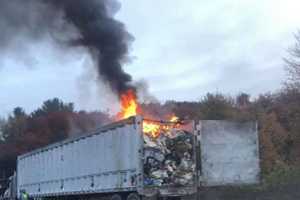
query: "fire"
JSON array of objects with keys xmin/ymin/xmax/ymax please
[
  {"xmin": 117, "ymin": 89, "xmax": 140, "ymax": 119},
  {"xmin": 170, "ymin": 115, "xmax": 179, "ymax": 122},
  {"xmin": 143, "ymin": 122, "xmax": 161, "ymax": 138},
  {"xmin": 142, "ymin": 115, "xmax": 180, "ymax": 138},
  {"xmin": 117, "ymin": 89, "xmax": 180, "ymax": 138}
]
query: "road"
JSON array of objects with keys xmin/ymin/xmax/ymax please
[{"xmin": 195, "ymin": 183, "xmax": 300, "ymax": 200}]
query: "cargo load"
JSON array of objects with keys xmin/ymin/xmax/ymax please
[{"xmin": 143, "ymin": 121, "xmax": 195, "ymax": 187}]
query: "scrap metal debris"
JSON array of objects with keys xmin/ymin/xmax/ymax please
[{"xmin": 143, "ymin": 127, "xmax": 195, "ymax": 186}]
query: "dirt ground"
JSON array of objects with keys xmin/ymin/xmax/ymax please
[{"xmin": 195, "ymin": 182, "xmax": 300, "ymax": 200}]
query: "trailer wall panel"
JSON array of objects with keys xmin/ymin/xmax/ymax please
[
  {"xmin": 199, "ymin": 120, "xmax": 260, "ymax": 186},
  {"xmin": 17, "ymin": 120, "xmax": 141, "ymax": 198}
]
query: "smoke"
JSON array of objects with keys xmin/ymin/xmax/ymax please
[
  {"xmin": 0, "ymin": 0, "xmax": 135, "ymax": 97},
  {"xmin": 135, "ymin": 80, "xmax": 158, "ymax": 104}
]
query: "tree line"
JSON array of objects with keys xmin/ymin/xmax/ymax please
[
  {"xmin": 0, "ymin": 99, "xmax": 110, "ymax": 178},
  {"xmin": 1, "ymin": 32, "xmax": 300, "ymax": 180}
]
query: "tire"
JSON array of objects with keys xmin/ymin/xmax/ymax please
[
  {"xmin": 126, "ymin": 193, "xmax": 141, "ymax": 200},
  {"xmin": 111, "ymin": 194, "xmax": 122, "ymax": 200}
]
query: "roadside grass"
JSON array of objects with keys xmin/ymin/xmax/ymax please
[
  {"xmin": 235, "ymin": 165, "xmax": 300, "ymax": 193},
  {"xmin": 262, "ymin": 166, "xmax": 300, "ymax": 188}
]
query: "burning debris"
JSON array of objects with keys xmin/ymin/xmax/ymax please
[
  {"xmin": 114, "ymin": 69, "xmax": 195, "ymax": 187},
  {"xmin": 143, "ymin": 120, "xmax": 195, "ymax": 186}
]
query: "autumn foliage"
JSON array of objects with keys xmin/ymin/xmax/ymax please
[
  {"xmin": 1, "ymin": 31, "xmax": 300, "ymax": 184},
  {"xmin": 0, "ymin": 98, "xmax": 110, "ymax": 178}
]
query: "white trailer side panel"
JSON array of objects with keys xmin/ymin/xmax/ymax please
[
  {"xmin": 17, "ymin": 121, "xmax": 142, "ymax": 198},
  {"xmin": 198, "ymin": 120, "xmax": 260, "ymax": 186}
]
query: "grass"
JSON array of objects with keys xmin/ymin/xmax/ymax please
[{"xmin": 262, "ymin": 166, "xmax": 300, "ymax": 188}]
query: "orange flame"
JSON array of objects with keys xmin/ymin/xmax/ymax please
[
  {"xmin": 117, "ymin": 89, "xmax": 140, "ymax": 119},
  {"xmin": 143, "ymin": 122, "xmax": 161, "ymax": 138},
  {"xmin": 117, "ymin": 89, "xmax": 180, "ymax": 138},
  {"xmin": 170, "ymin": 115, "xmax": 179, "ymax": 122}
]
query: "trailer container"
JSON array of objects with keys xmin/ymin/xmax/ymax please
[
  {"xmin": 17, "ymin": 116, "xmax": 197, "ymax": 200},
  {"xmin": 1, "ymin": 116, "xmax": 260, "ymax": 200}
]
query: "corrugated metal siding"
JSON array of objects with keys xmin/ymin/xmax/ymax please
[
  {"xmin": 17, "ymin": 121, "xmax": 142, "ymax": 197},
  {"xmin": 198, "ymin": 120, "xmax": 260, "ymax": 186}
]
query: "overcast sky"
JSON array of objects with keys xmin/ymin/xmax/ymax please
[{"xmin": 0, "ymin": 0, "xmax": 299, "ymax": 116}]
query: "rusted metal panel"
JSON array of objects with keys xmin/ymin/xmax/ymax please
[{"xmin": 198, "ymin": 120, "xmax": 260, "ymax": 186}]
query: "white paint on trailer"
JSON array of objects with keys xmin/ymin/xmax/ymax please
[
  {"xmin": 198, "ymin": 120, "xmax": 260, "ymax": 186},
  {"xmin": 15, "ymin": 117, "xmax": 261, "ymax": 199},
  {"xmin": 17, "ymin": 118, "xmax": 142, "ymax": 198}
]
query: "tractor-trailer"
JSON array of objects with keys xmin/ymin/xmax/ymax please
[{"xmin": 2, "ymin": 116, "xmax": 260, "ymax": 200}]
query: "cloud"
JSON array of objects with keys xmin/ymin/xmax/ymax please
[
  {"xmin": 117, "ymin": 0, "xmax": 299, "ymax": 100},
  {"xmin": 1, "ymin": 0, "xmax": 300, "ymax": 115}
]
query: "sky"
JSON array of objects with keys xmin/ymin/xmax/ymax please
[{"xmin": 0, "ymin": 0, "xmax": 300, "ymax": 116}]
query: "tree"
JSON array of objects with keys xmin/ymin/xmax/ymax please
[
  {"xmin": 31, "ymin": 98, "xmax": 74, "ymax": 117},
  {"xmin": 273, "ymin": 88, "xmax": 300, "ymax": 165},
  {"xmin": 13, "ymin": 107, "xmax": 26, "ymax": 118},
  {"xmin": 0, "ymin": 118, "xmax": 6, "ymax": 141},
  {"xmin": 236, "ymin": 93, "xmax": 251, "ymax": 109},
  {"xmin": 171, "ymin": 101, "xmax": 201, "ymax": 120},
  {"xmin": 1, "ymin": 107, "xmax": 27, "ymax": 141},
  {"xmin": 259, "ymin": 113, "xmax": 286, "ymax": 173},
  {"xmin": 253, "ymin": 93, "xmax": 274, "ymax": 115},
  {"xmin": 284, "ymin": 31, "xmax": 300, "ymax": 90},
  {"xmin": 199, "ymin": 93, "xmax": 235, "ymax": 120}
]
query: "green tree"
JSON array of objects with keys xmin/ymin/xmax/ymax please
[
  {"xmin": 2, "ymin": 107, "xmax": 27, "ymax": 141},
  {"xmin": 31, "ymin": 98, "xmax": 74, "ymax": 117}
]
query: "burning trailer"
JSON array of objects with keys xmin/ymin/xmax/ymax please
[
  {"xmin": 143, "ymin": 119, "xmax": 195, "ymax": 188},
  {"xmin": 1, "ymin": 116, "xmax": 260, "ymax": 200}
]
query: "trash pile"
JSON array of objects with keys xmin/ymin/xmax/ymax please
[{"xmin": 143, "ymin": 127, "xmax": 195, "ymax": 186}]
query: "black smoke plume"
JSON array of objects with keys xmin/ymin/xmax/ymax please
[{"xmin": 0, "ymin": 0, "xmax": 135, "ymax": 97}]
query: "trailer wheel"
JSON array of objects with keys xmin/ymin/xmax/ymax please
[
  {"xmin": 127, "ymin": 193, "xmax": 140, "ymax": 200},
  {"xmin": 111, "ymin": 194, "xmax": 122, "ymax": 200}
]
